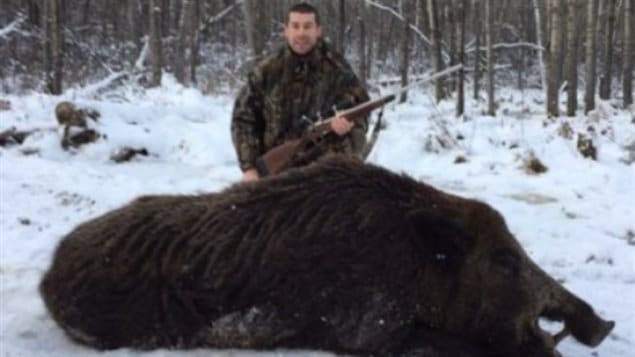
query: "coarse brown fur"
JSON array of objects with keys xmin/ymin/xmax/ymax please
[{"xmin": 39, "ymin": 156, "xmax": 613, "ymax": 356}]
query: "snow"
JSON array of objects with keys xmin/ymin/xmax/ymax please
[{"xmin": 1, "ymin": 75, "xmax": 634, "ymax": 356}]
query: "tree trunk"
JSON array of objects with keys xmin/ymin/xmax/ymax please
[
  {"xmin": 547, "ymin": 0, "xmax": 564, "ymax": 117},
  {"xmin": 148, "ymin": 0, "xmax": 163, "ymax": 87},
  {"xmin": 623, "ymin": 0, "xmax": 633, "ymax": 108},
  {"xmin": 110, "ymin": 0, "xmax": 121, "ymax": 42},
  {"xmin": 337, "ymin": 0, "xmax": 346, "ymax": 54},
  {"xmin": 126, "ymin": 0, "xmax": 139, "ymax": 47},
  {"xmin": 473, "ymin": 0, "xmax": 482, "ymax": 100},
  {"xmin": 170, "ymin": 0, "xmax": 181, "ymax": 30},
  {"xmin": 28, "ymin": 0, "xmax": 40, "ymax": 26},
  {"xmin": 81, "ymin": 0, "xmax": 90, "ymax": 27},
  {"xmin": 599, "ymin": 0, "xmax": 616, "ymax": 99},
  {"xmin": 533, "ymin": 0, "xmax": 547, "ymax": 92},
  {"xmin": 486, "ymin": 0, "xmax": 495, "ymax": 116},
  {"xmin": 400, "ymin": 1, "xmax": 411, "ymax": 103},
  {"xmin": 584, "ymin": 0, "xmax": 599, "ymax": 113},
  {"xmin": 456, "ymin": 0, "xmax": 466, "ymax": 116},
  {"xmin": 176, "ymin": 0, "xmax": 194, "ymax": 84},
  {"xmin": 366, "ymin": 4, "xmax": 374, "ymax": 81},
  {"xmin": 161, "ymin": 0, "xmax": 170, "ymax": 38},
  {"xmin": 564, "ymin": 0, "xmax": 581, "ymax": 116},
  {"xmin": 358, "ymin": 2, "xmax": 367, "ymax": 87},
  {"xmin": 189, "ymin": 0, "xmax": 201, "ymax": 84},
  {"xmin": 446, "ymin": 3, "xmax": 456, "ymax": 91},
  {"xmin": 243, "ymin": 0, "xmax": 266, "ymax": 57},
  {"xmin": 428, "ymin": 0, "xmax": 445, "ymax": 102},
  {"xmin": 43, "ymin": 0, "xmax": 64, "ymax": 95}
]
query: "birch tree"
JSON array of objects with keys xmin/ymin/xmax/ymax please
[{"xmin": 547, "ymin": 0, "xmax": 564, "ymax": 117}]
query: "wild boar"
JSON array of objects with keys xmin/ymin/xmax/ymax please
[{"xmin": 39, "ymin": 156, "xmax": 614, "ymax": 356}]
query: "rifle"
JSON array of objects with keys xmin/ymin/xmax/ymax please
[{"xmin": 253, "ymin": 64, "xmax": 463, "ymax": 177}]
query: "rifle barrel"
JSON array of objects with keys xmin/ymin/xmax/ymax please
[{"xmin": 333, "ymin": 64, "xmax": 462, "ymax": 121}]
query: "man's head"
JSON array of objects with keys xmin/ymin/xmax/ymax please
[{"xmin": 284, "ymin": 3, "xmax": 322, "ymax": 56}]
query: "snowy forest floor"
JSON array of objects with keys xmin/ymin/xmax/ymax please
[{"xmin": 0, "ymin": 76, "xmax": 634, "ymax": 356}]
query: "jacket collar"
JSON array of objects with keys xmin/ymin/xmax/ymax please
[{"xmin": 284, "ymin": 40, "xmax": 325, "ymax": 77}]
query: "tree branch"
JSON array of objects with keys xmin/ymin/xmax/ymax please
[
  {"xmin": 364, "ymin": 0, "xmax": 432, "ymax": 46},
  {"xmin": 199, "ymin": 1, "xmax": 243, "ymax": 33},
  {"xmin": 466, "ymin": 41, "xmax": 545, "ymax": 53},
  {"xmin": 0, "ymin": 16, "xmax": 25, "ymax": 39}
]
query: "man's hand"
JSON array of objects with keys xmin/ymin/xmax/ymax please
[
  {"xmin": 330, "ymin": 116, "xmax": 354, "ymax": 136},
  {"xmin": 242, "ymin": 168, "xmax": 260, "ymax": 182}
]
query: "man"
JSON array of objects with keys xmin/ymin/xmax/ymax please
[{"xmin": 231, "ymin": 2, "xmax": 370, "ymax": 182}]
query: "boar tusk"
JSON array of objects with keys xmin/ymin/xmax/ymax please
[{"xmin": 553, "ymin": 326, "xmax": 570, "ymax": 345}]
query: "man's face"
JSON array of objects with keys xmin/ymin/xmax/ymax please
[{"xmin": 284, "ymin": 12, "xmax": 322, "ymax": 55}]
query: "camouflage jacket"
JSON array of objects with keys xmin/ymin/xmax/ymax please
[{"xmin": 231, "ymin": 40, "xmax": 370, "ymax": 172}]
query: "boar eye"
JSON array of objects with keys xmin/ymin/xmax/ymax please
[{"xmin": 490, "ymin": 249, "xmax": 521, "ymax": 276}]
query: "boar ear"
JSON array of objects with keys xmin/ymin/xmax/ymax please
[{"xmin": 407, "ymin": 208, "xmax": 475, "ymax": 271}]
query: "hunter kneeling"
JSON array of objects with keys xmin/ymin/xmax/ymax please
[{"xmin": 231, "ymin": 2, "xmax": 370, "ymax": 181}]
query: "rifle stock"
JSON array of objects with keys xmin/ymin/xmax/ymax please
[
  {"xmin": 252, "ymin": 65, "xmax": 462, "ymax": 177},
  {"xmin": 254, "ymin": 94, "xmax": 395, "ymax": 177}
]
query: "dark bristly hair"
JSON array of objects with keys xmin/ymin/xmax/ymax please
[{"xmin": 286, "ymin": 2, "xmax": 321, "ymax": 25}]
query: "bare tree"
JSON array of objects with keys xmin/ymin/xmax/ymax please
[
  {"xmin": 564, "ymin": 0, "xmax": 581, "ymax": 116},
  {"xmin": 175, "ymin": 0, "xmax": 197, "ymax": 85},
  {"xmin": 337, "ymin": 0, "xmax": 346, "ymax": 54},
  {"xmin": 365, "ymin": 3, "xmax": 375, "ymax": 81},
  {"xmin": 427, "ymin": 0, "xmax": 445, "ymax": 102},
  {"xmin": 189, "ymin": 0, "xmax": 201, "ymax": 85},
  {"xmin": 446, "ymin": 2, "xmax": 457, "ymax": 91},
  {"xmin": 533, "ymin": 0, "xmax": 547, "ymax": 92},
  {"xmin": 456, "ymin": 0, "xmax": 466, "ymax": 116},
  {"xmin": 473, "ymin": 0, "xmax": 482, "ymax": 100},
  {"xmin": 400, "ymin": 0, "xmax": 411, "ymax": 103},
  {"xmin": 599, "ymin": 0, "xmax": 616, "ymax": 99},
  {"xmin": 28, "ymin": 0, "xmax": 41, "ymax": 25},
  {"xmin": 126, "ymin": 0, "xmax": 140, "ymax": 48},
  {"xmin": 43, "ymin": 0, "xmax": 64, "ymax": 94},
  {"xmin": 358, "ymin": 1, "xmax": 367, "ymax": 87},
  {"xmin": 547, "ymin": 0, "xmax": 564, "ymax": 117},
  {"xmin": 242, "ymin": 0, "xmax": 267, "ymax": 58},
  {"xmin": 624, "ymin": 0, "xmax": 633, "ymax": 108},
  {"xmin": 485, "ymin": 0, "xmax": 495, "ymax": 116},
  {"xmin": 148, "ymin": 0, "xmax": 163, "ymax": 87},
  {"xmin": 584, "ymin": 0, "xmax": 599, "ymax": 113}
]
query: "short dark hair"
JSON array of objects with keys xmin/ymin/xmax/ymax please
[{"xmin": 286, "ymin": 2, "xmax": 321, "ymax": 25}]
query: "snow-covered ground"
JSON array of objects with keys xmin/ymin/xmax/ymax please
[{"xmin": 1, "ymin": 76, "xmax": 634, "ymax": 356}]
